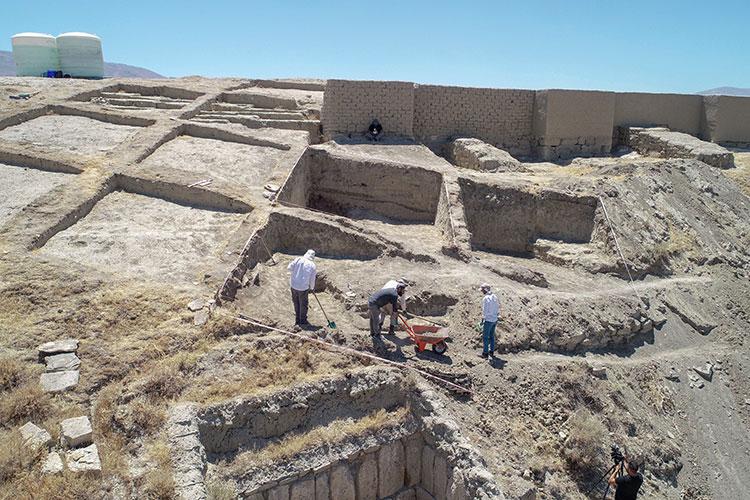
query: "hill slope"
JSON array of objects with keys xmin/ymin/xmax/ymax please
[
  {"xmin": 698, "ymin": 86, "xmax": 750, "ymax": 96},
  {"xmin": 0, "ymin": 49, "xmax": 163, "ymax": 78}
]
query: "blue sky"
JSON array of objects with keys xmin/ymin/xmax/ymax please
[{"xmin": 2, "ymin": 0, "xmax": 748, "ymax": 93}]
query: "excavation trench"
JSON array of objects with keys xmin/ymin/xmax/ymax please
[
  {"xmin": 277, "ymin": 147, "xmax": 444, "ymax": 224},
  {"xmin": 218, "ymin": 211, "xmax": 386, "ymax": 302},
  {"xmin": 459, "ymin": 177, "xmax": 599, "ymax": 256},
  {"xmin": 168, "ymin": 368, "xmax": 501, "ymax": 500}
]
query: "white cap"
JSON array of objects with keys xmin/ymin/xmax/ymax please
[
  {"xmin": 480, "ymin": 283, "xmax": 491, "ymax": 291},
  {"xmin": 304, "ymin": 249, "xmax": 315, "ymax": 260}
]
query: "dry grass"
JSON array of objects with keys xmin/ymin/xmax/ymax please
[
  {"xmin": 563, "ymin": 409, "xmax": 607, "ymax": 475},
  {"xmin": 0, "ymin": 383, "xmax": 54, "ymax": 428},
  {"xmin": 0, "ymin": 430, "xmax": 40, "ymax": 483},
  {"xmin": 206, "ymin": 479, "xmax": 237, "ymax": 500},
  {"xmin": 231, "ymin": 406, "xmax": 408, "ymax": 471},
  {"xmin": 0, "ymin": 356, "xmax": 28, "ymax": 393},
  {"xmin": 725, "ymin": 152, "xmax": 750, "ymax": 196},
  {"xmin": 142, "ymin": 438, "xmax": 176, "ymax": 500},
  {"xmin": 183, "ymin": 342, "xmax": 349, "ymax": 404},
  {"xmin": 653, "ymin": 223, "xmax": 698, "ymax": 261}
]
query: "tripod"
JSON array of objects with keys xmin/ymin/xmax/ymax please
[{"xmin": 586, "ymin": 459, "xmax": 624, "ymax": 499}]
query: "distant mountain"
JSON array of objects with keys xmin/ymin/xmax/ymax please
[
  {"xmin": 0, "ymin": 49, "xmax": 163, "ymax": 78},
  {"xmin": 698, "ymin": 87, "xmax": 750, "ymax": 96}
]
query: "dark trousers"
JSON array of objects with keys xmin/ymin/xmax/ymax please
[{"xmin": 291, "ymin": 288, "xmax": 309, "ymax": 324}]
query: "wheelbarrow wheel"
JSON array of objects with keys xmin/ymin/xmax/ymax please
[{"xmin": 432, "ymin": 341, "xmax": 448, "ymax": 355}]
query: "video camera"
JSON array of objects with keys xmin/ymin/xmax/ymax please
[{"xmin": 610, "ymin": 444, "xmax": 625, "ymax": 465}]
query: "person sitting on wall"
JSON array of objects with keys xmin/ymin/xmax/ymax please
[{"xmin": 366, "ymin": 119, "xmax": 383, "ymax": 142}]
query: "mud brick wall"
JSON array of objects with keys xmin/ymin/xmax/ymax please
[
  {"xmin": 413, "ymin": 85, "xmax": 535, "ymax": 156},
  {"xmin": 321, "ymin": 80, "xmax": 750, "ymax": 158},
  {"xmin": 614, "ymin": 92, "xmax": 703, "ymax": 136},
  {"xmin": 533, "ymin": 89, "xmax": 616, "ymax": 160},
  {"xmin": 701, "ymin": 95, "xmax": 750, "ymax": 145},
  {"xmin": 321, "ymin": 80, "xmax": 415, "ymax": 136}
]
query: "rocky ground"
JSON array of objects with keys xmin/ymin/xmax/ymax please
[{"xmin": 0, "ymin": 77, "xmax": 749, "ymax": 499}]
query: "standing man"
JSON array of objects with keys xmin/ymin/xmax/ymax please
[
  {"xmin": 379, "ymin": 278, "xmax": 408, "ymax": 333},
  {"xmin": 479, "ymin": 283, "xmax": 499, "ymax": 359},
  {"xmin": 368, "ymin": 282, "xmax": 406, "ymax": 336},
  {"xmin": 288, "ymin": 249, "xmax": 317, "ymax": 326},
  {"xmin": 608, "ymin": 458, "xmax": 643, "ymax": 500}
]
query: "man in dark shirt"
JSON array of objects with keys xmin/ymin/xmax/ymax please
[
  {"xmin": 368, "ymin": 283, "xmax": 405, "ymax": 336},
  {"xmin": 366, "ymin": 119, "xmax": 383, "ymax": 141},
  {"xmin": 609, "ymin": 459, "xmax": 643, "ymax": 500}
]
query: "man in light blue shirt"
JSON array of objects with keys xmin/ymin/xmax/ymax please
[{"xmin": 480, "ymin": 283, "xmax": 499, "ymax": 359}]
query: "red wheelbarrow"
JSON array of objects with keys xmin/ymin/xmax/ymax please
[{"xmin": 398, "ymin": 314, "xmax": 449, "ymax": 355}]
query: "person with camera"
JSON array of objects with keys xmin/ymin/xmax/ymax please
[{"xmin": 608, "ymin": 457, "xmax": 643, "ymax": 500}]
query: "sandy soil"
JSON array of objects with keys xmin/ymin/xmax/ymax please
[
  {"xmin": 0, "ymin": 162, "xmax": 75, "ymax": 226},
  {"xmin": 0, "ymin": 115, "xmax": 141, "ymax": 157},
  {"xmin": 139, "ymin": 135, "xmax": 300, "ymax": 188},
  {"xmin": 40, "ymin": 191, "xmax": 247, "ymax": 282},
  {"xmin": 230, "ymin": 87, "xmax": 324, "ymax": 108}
]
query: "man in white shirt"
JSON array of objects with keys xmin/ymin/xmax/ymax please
[
  {"xmin": 380, "ymin": 278, "xmax": 408, "ymax": 334},
  {"xmin": 480, "ymin": 283, "xmax": 499, "ymax": 359},
  {"xmin": 288, "ymin": 249, "xmax": 317, "ymax": 325}
]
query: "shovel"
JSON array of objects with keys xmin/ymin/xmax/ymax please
[{"xmin": 312, "ymin": 292, "xmax": 336, "ymax": 329}]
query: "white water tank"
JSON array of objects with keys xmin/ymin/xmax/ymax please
[
  {"xmin": 11, "ymin": 33, "xmax": 59, "ymax": 77},
  {"xmin": 56, "ymin": 32, "xmax": 104, "ymax": 78}
]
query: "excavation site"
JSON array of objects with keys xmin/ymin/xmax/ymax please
[{"xmin": 1, "ymin": 73, "xmax": 750, "ymax": 500}]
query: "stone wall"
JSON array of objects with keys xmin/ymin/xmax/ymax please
[
  {"xmin": 321, "ymin": 80, "xmax": 415, "ymax": 137},
  {"xmin": 614, "ymin": 92, "xmax": 703, "ymax": 136},
  {"xmin": 533, "ymin": 89, "xmax": 616, "ymax": 160},
  {"xmin": 413, "ymin": 85, "xmax": 534, "ymax": 156},
  {"xmin": 168, "ymin": 369, "xmax": 504, "ymax": 500},
  {"xmin": 702, "ymin": 95, "xmax": 750, "ymax": 145},
  {"xmin": 245, "ymin": 432, "xmax": 469, "ymax": 500}
]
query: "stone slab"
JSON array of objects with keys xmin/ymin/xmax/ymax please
[
  {"xmin": 44, "ymin": 352, "xmax": 81, "ymax": 372},
  {"xmin": 378, "ymin": 440, "xmax": 406, "ymax": 498},
  {"xmin": 37, "ymin": 339, "xmax": 79, "ymax": 357},
  {"xmin": 66, "ymin": 443, "xmax": 101, "ymax": 473},
  {"xmin": 330, "ymin": 464, "xmax": 355, "ymax": 500},
  {"xmin": 290, "ymin": 476, "xmax": 315, "ymax": 500},
  {"xmin": 41, "ymin": 451, "xmax": 64, "ymax": 474},
  {"xmin": 60, "ymin": 415, "xmax": 93, "ymax": 448},
  {"xmin": 19, "ymin": 421, "xmax": 52, "ymax": 450},
  {"xmin": 356, "ymin": 452, "xmax": 378, "ymax": 500},
  {"xmin": 315, "ymin": 472, "xmax": 330, "ymax": 500},
  {"xmin": 40, "ymin": 370, "xmax": 79, "ymax": 393}
]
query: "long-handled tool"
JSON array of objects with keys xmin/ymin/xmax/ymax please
[
  {"xmin": 405, "ymin": 312, "xmax": 447, "ymax": 327},
  {"xmin": 312, "ymin": 292, "xmax": 336, "ymax": 329}
]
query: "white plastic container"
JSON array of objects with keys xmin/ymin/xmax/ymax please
[
  {"xmin": 11, "ymin": 32, "xmax": 59, "ymax": 77},
  {"xmin": 57, "ymin": 32, "xmax": 104, "ymax": 78}
]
